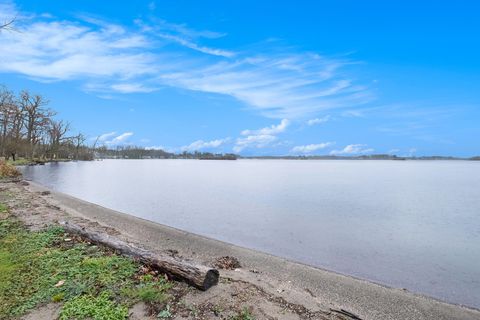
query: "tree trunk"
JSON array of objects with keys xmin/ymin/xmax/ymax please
[{"xmin": 60, "ymin": 221, "xmax": 219, "ymax": 291}]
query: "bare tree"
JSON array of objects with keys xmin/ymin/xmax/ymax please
[
  {"xmin": 48, "ymin": 120, "xmax": 70, "ymax": 159},
  {"xmin": 19, "ymin": 90, "xmax": 56, "ymax": 158},
  {"xmin": 71, "ymin": 133, "xmax": 86, "ymax": 160},
  {"xmin": 0, "ymin": 86, "xmax": 14, "ymax": 154},
  {"xmin": 0, "ymin": 85, "xmax": 93, "ymax": 161},
  {"xmin": 0, "ymin": 86, "xmax": 23, "ymax": 160}
]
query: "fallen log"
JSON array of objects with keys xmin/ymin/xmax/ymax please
[{"xmin": 59, "ymin": 221, "xmax": 219, "ymax": 291}]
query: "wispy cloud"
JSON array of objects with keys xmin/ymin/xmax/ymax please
[
  {"xmin": 0, "ymin": 18, "xmax": 156, "ymax": 87},
  {"xmin": 134, "ymin": 17, "xmax": 232, "ymax": 57},
  {"xmin": 148, "ymin": 1, "xmax": 156, "ymax": 11},
  {"xmin": 241, "ymin": 119, "xmax": 289, "ymax": 135},
  {"xmin": 306, "ymin": 115, "xmax": 330, "ymax": 126},
  {"xmin": 181, "ymin": 138, "xmax": 230, "ymax": 151},
  {"xmin": 0, "ymin": 1, "xmax": 17, "ymax": 18},
  {"xmin": 156, "ymin": 33, "xmax": 235, "ymax": 57},
  {"xmin": 102, "ymin": 132, "xmax": 134, "ymax": 145},
  {"xmin": 140, "ymin": 17, "xmax": 226, "ymax": 40},
  {"xmin": 96, "ymin": 131, "xmax": 117, "ymax": 142},
  {"xmin": 0, "ymin": 5, "xmax": 372, "ymax": 118},
  {"xmin": 161, "ymin": 56, "xmax": 372, "ymax": 118},
  {"xmin": 290, "ymin": 142, "xmax": 334, "ymax": 154},
  {"xmin": 342, "ymin": 109, "xmax": 367, "ymax": 118},
  {"xmin": 330, "ymin": 144, "xmax": 374, "ymax": 155},
  {"xmin": 233, "ymin": 119, "xmax": 290, "ymax": 152},
  {"xmin": 233, "ymin": 134, "xmax": 277, "ymax": 153},
  {"xmin": 110, "ymin": 83, "xmax": 157, "ymax": 93}
]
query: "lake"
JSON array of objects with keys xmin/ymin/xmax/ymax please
[{"xmin": 20, "ymin": 159, "xmax": 480, "ymax": 308}]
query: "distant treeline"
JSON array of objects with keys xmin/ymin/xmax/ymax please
[
  {"xmin": 95, "ymin": 146, "xmax": 238, "ymax": 160},
  {"xmin": 96, "ymin": 150, "xmax": 479, "ymax": 161},
  {"xmin": 0, "ymin": 85, "xmax": 93, "ymax": 161},
  {"xmin": 248, "ymin": 154, "xmax": 480, "ymax": 160}
]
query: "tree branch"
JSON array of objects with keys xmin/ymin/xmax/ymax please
[{"xmin": 0, "ymin": 17, "xmax": 16, "ymax": 31}]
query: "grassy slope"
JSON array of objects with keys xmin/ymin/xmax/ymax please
[{"xmin": 0, "ymin": 212, "xmax": 172, "ymax": 319}]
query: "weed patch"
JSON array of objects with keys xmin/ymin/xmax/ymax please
[
  {"xmin": 0, "ymin": 161, "xmax": 20, "ymax": 178},
  {"xmin": 0, "ymin": 217, "xmax": 173, "ymax": 319},
  {"xmin": 230, "ymin": 307, "xmax": 255, "ymax": 320},
  {"xmin": 60, "ymin": 291, "xmax": 128, "ymax": 320}
]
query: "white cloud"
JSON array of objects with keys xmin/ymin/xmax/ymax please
[
  {"xmin": 290, "ymin": 142, "xmax": 334, "ymax": 154},
  {"xmin": 140, "ymin": 18, "xmax": 226, "ymax": 40},
  {"xmin": 133, "ymin": 17, "xmax": 232, "ymax": 57},
  {"xmin": 330, "ymin": 144, "xmax": 374, "ymax": 155},
  {"xmin": 0, "ymin": 5, "xmax": 372, "ymax": 119},
  {"xmin": 110, "ymin": 83, "xmax": 157, "ymax": 93},
  {"xmin": 0, "ymin": 2, "xmax": 17, "ymax": 18},
  {"xmin": 0, "ymin": 19, "xmax": 155, "ymax": 82},
  {"xmin": 96, "ymin": 131, "xmax": 117, "ymax": 142},
  {"xmin": 342, "ymin": 109, "xmax": 366, "ymax": 118},
  {"xmin": 307, "ymin": 115, "xmax": 330, "ymax": 126},
  {"xmin": 233, "ymin": 119, "xmax": 290, "ymax": 153},
  {"xmin": 181, "ymin": 138, "xmax": 230, "ymax": 152},
  {"xmin": 157, "ymin": 33, "xmax": 235, "ymax": 57},
  {"xmin": 388, "ymin": 148, "xmax": 400, "ymax": 154},
  {"xmin": 161, "ymin": 57, "xmax": 372, "ymax": 119},
  {"xmin": 241, "ymin": 119, "xmax": 289, "ymax": 136},
  {"xmin": 233, "ymin": 134, "xmax": 277, "ymax": 153},
  {"xmin": 105, "ymin": 132, "xmax": 134, "ymax": 145}
]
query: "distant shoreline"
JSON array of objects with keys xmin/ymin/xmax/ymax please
[
  {"xmin": 91, "ymin": 156, "xmax": 480, "ymax": 161},
  {"xmin": 242, "ymin": 155, "xmax": 480, "ymax": 160}
]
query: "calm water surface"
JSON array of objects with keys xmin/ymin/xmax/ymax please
[{"xmin": 20, "ymin": 159, "xmax": 480, "ymax": 308}]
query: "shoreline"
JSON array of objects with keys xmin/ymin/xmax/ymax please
[
  {"xmin": 1, "ymin": 176, "xmax": 479, "ymax": 319},
  {"xmin": 14, "ymin": 179, "xmax": 479, "ymax": 319}
]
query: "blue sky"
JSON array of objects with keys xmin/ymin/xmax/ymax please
[{"xmin": 0, "ymin": 0, "xmax": 479, "ymax": 156}]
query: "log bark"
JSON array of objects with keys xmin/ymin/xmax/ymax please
[{"xmin": 59, "ymin": 221, "xmax": 219, "ymax": 290}]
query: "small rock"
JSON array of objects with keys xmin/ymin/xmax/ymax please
[
  {"xmin": 64, "ymin": 238, "xmax": 72, "ymax": 242},
  {"xmin": 54, "ymin": 280, "xmax": 65, "ymax": 287}
]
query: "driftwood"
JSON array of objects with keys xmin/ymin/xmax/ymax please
[{"xmin": 59, "ymin": 221, "xmax": 219, "ymax": 290}]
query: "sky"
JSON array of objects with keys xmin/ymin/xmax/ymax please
[{"xmin": 0, "ymin": 0, "xmax": 479, "ymax": 157}]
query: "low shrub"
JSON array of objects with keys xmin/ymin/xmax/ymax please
[{"xmin": 0, "ymin": 161, "xmax": 21, "ymax": 178}]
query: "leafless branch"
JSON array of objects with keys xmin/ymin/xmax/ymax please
[{"xmin": 0, "ymin": 17, "xmax": 16, "ymax": 31}]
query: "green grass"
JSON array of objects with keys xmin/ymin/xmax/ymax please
[
  {"xmin": 6, "ymin": 158, "xmax": 36, "ymax": 166},
  {"xmin": 60, "ymin": 292, "xmax": 129, "ymax": 320},
  {"xmin": 0, "ymin": 215, "xmax": 173, "ymax": 319},
  {"xmin": 6, "ymin": 158, "xmax": 72, "ymax": 166},
  {"xmin": 230, "ymin": 308, "xmax": 255, "ymax": 320}
]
